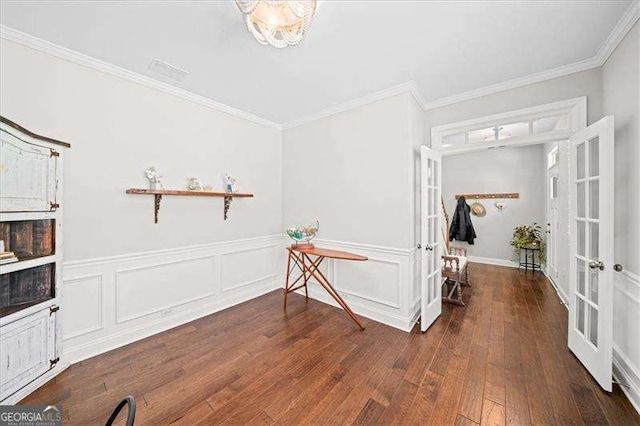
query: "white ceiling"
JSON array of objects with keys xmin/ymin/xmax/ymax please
[{"xmin": 0, "ymin": 1, "xmax": 634, "ymax": 126}]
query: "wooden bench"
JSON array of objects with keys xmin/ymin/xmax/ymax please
[{"xmin": 442, "ymin": 246, "xmax": 470, "ymax": 306}]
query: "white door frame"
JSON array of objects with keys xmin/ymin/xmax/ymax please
[
  {"xmin": 431, "ymin": 97, "xmax": 586, "ymax": 156},
  {"xmin": 546, "ymin": 143, "xmax": 561, "ymax": 283}
]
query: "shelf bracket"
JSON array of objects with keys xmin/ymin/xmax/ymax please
[
  {"xmin": 154, "ymin": 194, "xmax": 162, "ymax": 224},
  {"xmin": 224, "ymin": 196, "xmax": 232, "ymax": 221}
]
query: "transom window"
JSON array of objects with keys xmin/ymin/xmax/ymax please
[
  {"xmin": 442, "ymin": 114, "xmax": 569, "ymax": 148},
  {"xmin": 431, "ymin": 97, "xmax": 586, "ymax": 156}
]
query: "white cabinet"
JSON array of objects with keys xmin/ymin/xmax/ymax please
[
  {"xmin": 0, "ymin": 307, "xmax": 58, "ymax": 401},
  {"xmin": 0, "ymin": 116, "xmax": 69, "ymax": 404},
  {"xmin": 0, "ymin": 128, "xmax": 59, "ymax": 212}
]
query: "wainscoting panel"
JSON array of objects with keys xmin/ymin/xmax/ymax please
[
  {"xmin": 293, "ymin": 239, "xmax": 416, "ymax": 331},
  {"xmin": 115, "ymin": 256, "xmax": 217, "ymax": 324},
  {"xmin": 62, "ymin": 235, "xmax": 283, "ymax": 363},
  {"xmin": 334, "ymin": 257, "xmax": 400, "ymax": 308},
  {"xmin": 221, "ymin": 245, "xmax": 279, "ymax": 293},
  {"xmin": 62, "ymin": 274, "xmax": 104, "ymax": 340},
  {"xmin": 613, "ymin": 270, "xmax": 640, "ymax": 414}
]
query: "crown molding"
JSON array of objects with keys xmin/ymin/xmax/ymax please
[
  {"xmin": 284, "ymin": 1, "xmax": 639, "ymax": 127},
  {"xmin": 420, "ymin": 1, "xmax": 639, "ymax": 112},
  {"xmin": 0, "ymin": 25, "xmax": 283, "ymax": 131},
  {"xmin": 2, "ymin": 1, "xmax": 638, "ymax": 131},
  {"xmin": 419, "ymin": 56, "xmax": 601, "ymax": 112},
  {"xmin": 282, "ymin": 81, "xmax": 426, "ymax": 129},
  {"xmin": 594, "ymin": 0, "xmax": 640, "ymax": 66}
]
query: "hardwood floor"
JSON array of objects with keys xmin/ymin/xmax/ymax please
[{"xmin": 22, "ymin": 264, "xmax": 639, "ymax": 425}]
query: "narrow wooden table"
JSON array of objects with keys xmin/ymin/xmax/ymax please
[{"xmin": 284, "ymin": 245, "xmax": 368, "ymax": 330}]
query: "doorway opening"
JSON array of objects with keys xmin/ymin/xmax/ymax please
[{"xmin": 420, "ymin": 97, "xmax": 616, "ymax": 392}]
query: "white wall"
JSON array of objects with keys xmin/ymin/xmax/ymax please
[
  {"xmin": 0, "ymin": 39, "xmax": 284, "ymax": 361},
  {"xmin": 603, "ymin": 21, "xmax": 640, "ymax": 411},
  {"xmin": 442, "ymin": 145, "xmax": 546, "ymax": 264},
  {"xmin": 283, "ymin": 92, "xmax": 413, "ymax": 249},
  {"xmin": 282, "ymin": 93, "xmax": 419, "ymax": 330},
  {"xmin": 0, "ymin": 39, "xmax": 283, "ymax": 261}
]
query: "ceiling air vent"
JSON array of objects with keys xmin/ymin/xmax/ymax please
[{"xmin": 148, "ymin": 59, "xmax": 189, "ymax": 81}]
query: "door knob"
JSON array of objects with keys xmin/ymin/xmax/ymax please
[
  {"xmin": 614, "ymin": 264, "xmax": 624, "ymax": 272},
  {"xmin": 425, "ymin": 245, "xmax": 434, "ymax": 251},
  {"xmin": 589, "ymin": 260, "xmax": 605, "ymax": 271},
  {"xmin": 417, "ymin": 244, "xmax": 421, "ymax": 249}
]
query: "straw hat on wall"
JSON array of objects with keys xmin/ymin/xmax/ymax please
[{"xmin": 470, "ymin": 202, "xmax": 486, "ymax": 217}]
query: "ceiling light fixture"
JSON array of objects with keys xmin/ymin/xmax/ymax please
[{"xmin": 235, "ymin": 0, "xmax": 317, "ymax": 48}]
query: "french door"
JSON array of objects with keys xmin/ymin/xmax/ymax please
[
  {"xmin": 568, "ymin": 116, "xmax": 614, "ymax": 392},
  {"xmin": 420, "ymin": 146, "xmax": 442, "ymax": 332}
]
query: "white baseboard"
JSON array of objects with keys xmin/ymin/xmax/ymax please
[
  {"xmin": 54, "ymin": 233, "xmax": 640, "ymax": 418},
  {"xmin": 290, "ymin": 239, "xmax": 416, "ymax": 332},
  {"xmin": 468, "ymin": 256, "xmax": 518, "ymax": 268},
  {"xmin": 65, "ymin": 281, "xmax": 280, "ymax": 363},
  {"xmin": 542, "ymin": 269, "xmax": 570, "ymax": 307},
  {"xmin": 612, "ymin": 271, "xmax": 640, "ymax": 415},
  {"xmin": 613, "ymin": 344, "xmax": 640, "ymax": 415},
  {"xmin": 295, "ymin": 283, "xmax": 415, "ymax": 332},
  {"xmin": 61, "ymin": 235, "xmax": 285, "ymax": 364}
]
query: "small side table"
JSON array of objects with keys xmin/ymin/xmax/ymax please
[{"xmin": 519, "ymin": 244, "xmax": 541, "ymax": 273}]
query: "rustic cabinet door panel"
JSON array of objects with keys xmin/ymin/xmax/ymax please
[
  {"xmin": 0, "ymin": 130, "xmax": 57, "ymax": 212},
  {"xmin": 0, "ymin": 308, "xmax": 56, "ymax": 400}
]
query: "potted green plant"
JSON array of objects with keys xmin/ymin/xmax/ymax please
[{"xmin": 511, "ymin": 222, "xmax": 546, "ymax": 262}]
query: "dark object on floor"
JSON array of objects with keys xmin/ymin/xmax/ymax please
[
  {"xmin": 449, "ymin": 196, "xmax": 477, "ymax": 244},
  {"xmin": 106, "ymin": 395, "xmax": 136, "ymax": 426},
  {"xmin": 519, "ymin": 244, "xmax": 541, "ymax": 273}
]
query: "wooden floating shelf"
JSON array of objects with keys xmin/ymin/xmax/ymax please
[
  {"xmin": 455, "ymin": 192, "xmax": 519, "ymax": 200},
  {"xmin": 126, "ymin": 188, "xmax": 254, "ymax": 223}
]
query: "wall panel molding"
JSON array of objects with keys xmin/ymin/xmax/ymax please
[
  {"xmin": 613, "ymin": 269, "xmax": 640, "ymax": 414},
  {"xmin": 220, "ymin": 244, "xmax": 279, "ymax": 293},
  {"xmin": 62, "ymin": 235, "xmax": 283, "ymax": 363},
  {"xmin": 62, "ymin": 274, "xmax": 104, "ymax": 339},
  {"xmin": 333, "ymin": 256, "xmax": 401, "ymax": 309},
  {"xmin": 114, "ymin": 256, "xmax": 217, "ymax": 324},
  {"xmin": 614, "ymin": 343, "xmax": 640, "ymax": 415},
  {"xmin": 291, "ymin": 239, "xmax": 416, "ymax": 332}
]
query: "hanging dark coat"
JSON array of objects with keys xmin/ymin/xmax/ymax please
[{"xmin": 449, "ymin": 196, "xmax": 477, "ymax": 245}]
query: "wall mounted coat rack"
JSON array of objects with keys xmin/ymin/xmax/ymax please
[
  {"xmin": 126, "ymin": 188, "xmax": 254, "ymax": 223},
  {"xmin": 455, "ymin": 193, "xmax": 520, "ymax": 200}
]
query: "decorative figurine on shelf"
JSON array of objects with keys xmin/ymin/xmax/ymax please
[
  {"xmin": 286, "ymin": 220, "xmax": 320, "ymax": 248},
  {"xmin": 188, "ymin": 177, "xmax": 203, "ymax": 191},
  {"xmin": 203, "ymin": 184, "xmax": 215, "ymax": 192},
  {"xmin": 144, "ymin": 166, "xmax": 163, "ymax": 190},
  {"xmin": 223, "ymin": 173, "xmax": 238, "ymax": 193}
]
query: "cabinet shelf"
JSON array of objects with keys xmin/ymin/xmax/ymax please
[
  {"xmin": 0, "ymin": 255, "xmax": 56, "ymax": 275},
  {"xmin": 125, "ymin": 188, "xmax": 254, "ymax": 223},
  {"xmin": 0, "ymin": 297, "xmax": 54, "ymax": 319}
]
